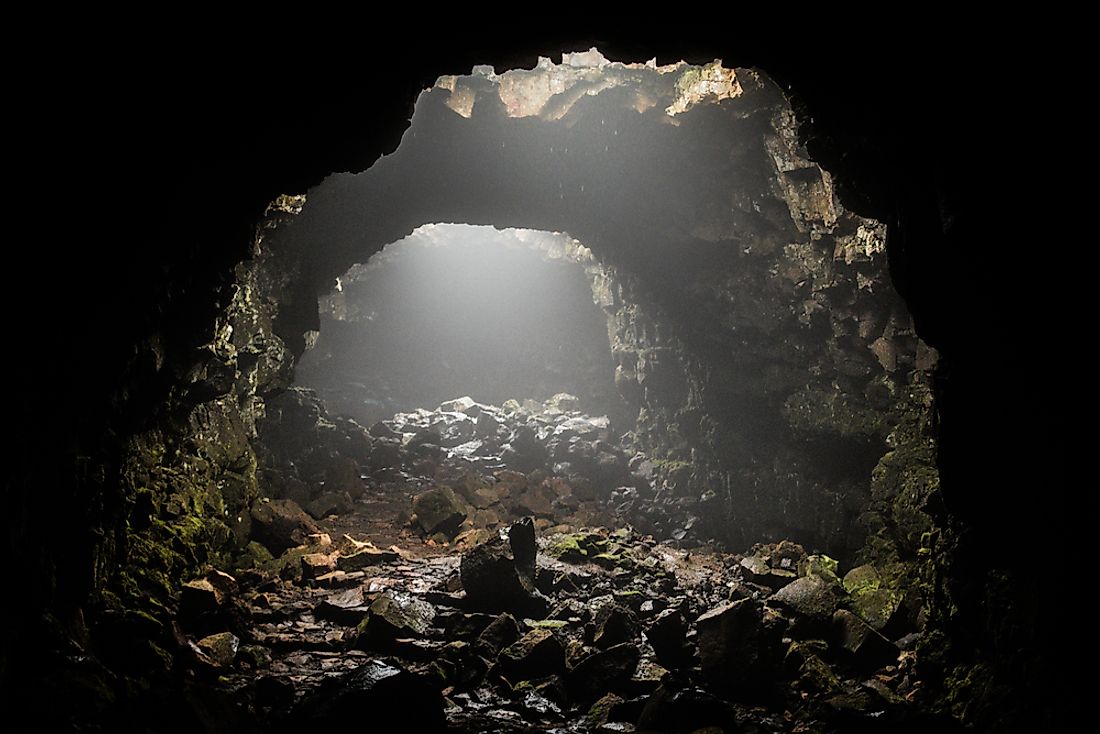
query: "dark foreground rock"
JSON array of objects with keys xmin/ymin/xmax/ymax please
[
  {"xmin": 460, "ymin": 519, "xmax": 548, "ymax": 617},
  {"xmin": 289, "ymin": 659, "xmax": 446, "ymax": 730}
]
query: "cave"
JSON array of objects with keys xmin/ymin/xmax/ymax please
[{"xmin": 6, "ymin": 31, "xmax": 1065, "ymax": 734}]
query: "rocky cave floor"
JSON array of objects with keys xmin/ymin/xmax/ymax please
[{"xmin": 172, "ymin": 394, "xmax": 959, "ymax": 733}]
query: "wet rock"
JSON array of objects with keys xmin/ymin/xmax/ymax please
[
  {"xmin": 739, "ymin": 553, "xmax": 797, "ymax": 591},
  {"xmin": 304, "ymin": 491, "xmax": 351, "ymax": 520},
  {"xmin": 497, "ymin": 628, "xmax": 566, "ymax": 682},
  {"xmin": 314, "ymin": 587, "xmax": 371, "ymax": 626},
  {"xmin": 250, "ymin": 498, "xmax": 321, "ymax": 554},
  {"xmin": 336, "ymin": 546, "xmax": 398, "ymax": 571},
  {"xmin": 695, "ymin": 598, "xmax": 780, "ymax": 693},
  {"xmin": 291, "ymin": 659, "xmax": 445, "ymax": 731},
  {"xmin": 180, "ymin": 579, "xmax": 224, "ymax": 619},
  {"xmin": 785, "ymin": 641, "xmax": 841, "ymax": 693},
  {"xmin": 355, "ymin": 591, "xmax": 436, "ymax": 649},
  {"xmin": 767, "ymin": 574, "xmax": 839, "ymax": 637},
  {"xmin": 195, "ymin": 631, "xmax": 239, "ymax": 668},
  {"xmin": 475, "ymin": 613, "xmax": 522, "ymax": 657},
  {"xmin": 593, "ymin": 604, "xmax": 639, "ymax": 649},
  {"xmin": 637, "ymin": 677, "xmax": 738, "ymax": 734},
  {"xmin": 568, "ymin": 642, "xmax": 640, "ymax": 704},
  {"xmin": 832, "ymin": 609, "xmax": 899, "ymax": 671},
  {"xmin": 412, "ymin": 486, "xmax": 467, "ymax": 537},
  {"xmin": 586, "ymin": 692, "xmax": 626, "ymax": 727},
  {"xmin": 644, "ymin": 607, "xmax": 694, "ymax": 669},
  {"xmin": 461, "ymin": 520, "xmax": 548, "ymax": 617}
]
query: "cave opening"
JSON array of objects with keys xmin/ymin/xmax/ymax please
[
  {"xmin": 294, "ymin": 223, "xmax": 631, "ymax": 430},
  {"xmin": 16, "ymin": 41, "xmax": 1057, "ymax": 734}
]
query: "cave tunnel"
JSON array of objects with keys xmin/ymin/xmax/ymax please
[{"xmin": 6, "ymin": 29, "xmax": 1066, "ymax": 734}]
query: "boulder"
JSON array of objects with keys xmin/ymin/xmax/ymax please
[
  {"xmin": 497, "ymin": 628, "xmax": 567, "ymax": 682},
  {"xmin": 412, "ymin": 487, "xmax": 467, "ymax": 538},
  {"xmin": 695, "ymin": 598, "xmax": 780, "ymax": 693},
  {"xmin": 336, "ymin": 546, "xmax": 398, "ymax": 571},
  {"xmin": 290, "ymin": 659, "xmax": 446, "ymax": 731},
  {"xmin": 460, "ymin": 520, "xmax": 548, "ymax": 617},
  {"xmin": 644, "ymin": 607, "xmax": 693, "ymax": 669},
  {"xmin": 567, "ymin": 642, "xmax": 640, "ymax": 704},
  {"xmin": 304, "ymin": 491, "xmax": 351, "ymax": 520},
  {"xmin": 637, "ymin": 677, "xmax": 738, "ymax": 734},
  {"xmin": 767, "ymin": 574, "xmax": 839, "ymax": 637},
  {"xmin": 832, "ymin": 609, "xmax": 899, "ymax": 672},
  {"xmin": 593, "ymin": 604, "xmax": 639, "ymax": 649},
  {"xmin": 355, "ymin": 591, "xmax": 436, "ymax": 649},
  {"xmin": 250, "ymin": 498, "xmax": 320, "ymax": 554}
]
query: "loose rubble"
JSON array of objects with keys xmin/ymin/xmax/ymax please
[{"xmin": 160, "ymin": 393, "xmax": 954, "ymax": 732}]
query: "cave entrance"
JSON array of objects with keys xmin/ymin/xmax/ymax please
[{"xmin": 294, "ymin": 223, "xmax": 632, "ymax": 431}]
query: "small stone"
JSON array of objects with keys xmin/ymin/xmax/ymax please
[
  {"xmin": 474, "ymin": 613, "xmax": 521, "ymax": 657},
  {"xmin": 593, "ymin": 604, "xmax": 639, "ymax": 649},
  {"xmin": 195, "ymin": 631, "xmax": 239, "ymax": 668}
]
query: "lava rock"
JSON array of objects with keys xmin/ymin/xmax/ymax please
[
  {"xmin": 290, "ymin": 659, "xmax": 446, "ymax": 730},
  {"xmin": 593, "ymin": 604, "xmax": 639, "ymax": 649},
  {"xmin": 832, "ymin": 609, "xmax": 899, "ymax": 672},
  {"xmin": 637, "ymin": 677, "xmax": 738, "ymax": 733},
  {"xmin": 300, "ymin": 552, "xmax": 336, "ymax": 579},
  {"xmin": 336, "ymin": 546, "xmax": 398, "ymax": 571},
  {"xmin": 195, "ymin": 631, "xmax": 239, "ymax": 668},
  {"xmin": 767, "ymin": 574, "xmax": 839, "ymax": 637},
  {"xmin": 497, "ymin": 628, "xmax": 567, "ymax": 682},
  {"xmin": 250, "ymin": 498, "xmax": 321, "ymax": 554},
  {"xmin": 304, "ymin": 491, "xmax": 351, "ymax": 520},
  {"xmin": 475, "ymin": 612, "xmax": 522, "ymax": 657},
  {"xmin": 644, "ymin": 607, "xmax": 693, "ymax": 669},
  {"xmin": 355, "ymin": 591, "xmax": 436, "ymax": 648},
  {"xmin": 412, "ymin": 486, "xmax": 467, "ymax": 537},
  {"xmin": 695, "ymin": 598, "xmax": 780, "ymax": 693},
  {"xmin": 460, "ymin": 520, "xmax": 548, "ymax": 617},
  {"xmin": 568, "ymin": 642, "xmax": 640, "ymax": 704}
]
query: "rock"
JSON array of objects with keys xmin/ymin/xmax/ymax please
[
  {"xmin": 255, "ymin": 675, "xmax": 295, "ymax": 710},
  {"xmin": 324, "ymin": 456, "xmax": 364, "ymax": 498},
  {"xmin": 695, "ymin": 598, "xmax": 780, "ymax": 693},
  {"xmin": 832, "ymin": 609, "xmax": 899, "ymax": 671},
  {"xmin": 412, "ymin": 486, "xmax": 467, "ymax": 538},
  {"xmin": 314, "ymin": 587, "xmax": 371, "ymax": 626},
  {"xmin": 842, "ymin": 564, "xmax": 905, "ymax": 634},
  {"xmin": 497, "ymin": 628, "xmax": 566, "ymax": 682},
  {"xmin": 586, "ymin": 693, "xmax": 626, "ymax": 727},
  {"xmin": 336, "ymin": 546, "xmax": 398, "ymax": 571},
  {"xmin": 637, "ymin": 677, "xmax": 738, "ymax": 734},
  {"xmin": 195, "ymin": 631, "xmax": 239, "ymax": 668},
  {"xmin": 800, "ymin": 554, "xmax": 841, "ymax": 586},
  {"xmin": 546, "ymin": 393, "xmax": 580, "ymax": 411},
  {"xmin": 355, "ymin": 591, "xmax": 436, "ymax": 649},
  {"xmin": 300, "ymin": 552, "xmax": 336, "ymax": 579},
  {"xmin": 644, "ymin": 607, "xmax": 693, "ymax": 669},
  {"xmin": 304, "ymin": 491, "xmax": 351, "ymax": 520},
  {"xmin": 785, "ymin": 641, "xmax": 841, "ymax": 693},
  {"xmin": 250, "ymin": 498, "xmax": 321, "ymax": 554},
  {"xmin": 460, "ymin": 520, "xmax": 548, "ymax": 617},
  {"xmin": 593, "ymin": 604, "xmax": 639, "ymax": 649},
  {"xmin": 740, "ymin": 553, "xmax": 797, "ymax": 591},
  {"xmin": 290, "ymin": 659, "xmax": 446, "ymax": 731},
  {"xmin": 439, "ymin": 396, "xmax": 477, "ymax": 413},
  {"xmin": 767, "ymin": 574, "xmax": 839, "ymax": 637},
  {"xmin": 474, "ymin": 613, "xmax": 522, "ymax": 657},
  {"xmin": 568, "ymin": 642, "xmax": 640, "ymax": 704},
  {"xmin": 180, "ymin": 579, "xmax": 224, "ymax": 619}
]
